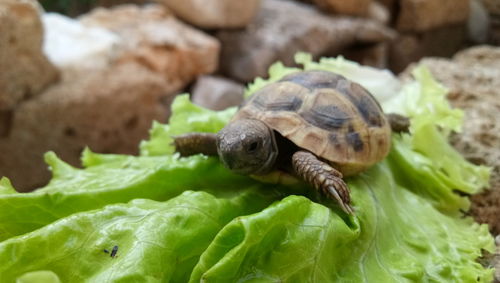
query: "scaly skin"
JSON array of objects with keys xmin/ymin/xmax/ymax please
[
  {"xmin": 173, "ymin": 133, "xmax": 218, "ymax": 157},
  {"xmin": 292, "ymin": 151, "xmax": 354, "ymax": 214},
  {"xmin": 386, "ymin": 113, "xmax": 410, "ymax": 133}
]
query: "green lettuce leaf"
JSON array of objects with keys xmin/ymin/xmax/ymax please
[
  {"xmin": 0, "ymin": 150, "xmax": 253, "ymax": 241},
  {"xmin": 0, "ymin": 55, "xmax": 494, "ymax": 282},
  {"xmin": 0, "ymin": 178, "xmax": 16, "ymax": 195},
  {"xmin": 384, "ymin": 66, "xmax": 490, "ymax": 213},
  {"xmin": 139, "ymin": 95, "xmax": 236, "ymax": 156},
  {"xmin": 0, "ymin": 190, "xmax": 280, "ymax": 282},
  {"xmin": 15, "ymin": 271, "xmax": 61, "ymax": 283},
  {"xmin": 190, "ymin": 165, "xmax": 492, "ymax": 282}
]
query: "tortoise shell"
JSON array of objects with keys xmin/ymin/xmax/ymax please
[{"xmin": 232, "ymin": 70, "xmax": 391, "ymax": 176}]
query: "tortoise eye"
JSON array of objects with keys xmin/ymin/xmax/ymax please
[{"xmin": 247, "ymin": 141, "xmax": 259, "ymax": 152}]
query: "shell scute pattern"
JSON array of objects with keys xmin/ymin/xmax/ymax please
[
  {"xmin": 234, "ymin": 70, "xmax": 391, "ymax": 176},
  {"xmin": 300, "ymin": 104, "xmax": 351, "ymax": 131},
  {"xmin": 279, "ymin": 70, "xmax": 341, "ymax": 90},
  {"xmin": 336, "ymin": 80, "xmax": 385, "ymax": 127}
]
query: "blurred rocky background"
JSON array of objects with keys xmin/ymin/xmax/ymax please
[{"xmin": 0, "ymin": 0, "xmax": 499, "ymax": 251}]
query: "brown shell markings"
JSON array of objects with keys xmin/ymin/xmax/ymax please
[{"xmin": 233, "ymin": 70, "xmax": 392, "ymax": 176}]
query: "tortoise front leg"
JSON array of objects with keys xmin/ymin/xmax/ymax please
[
  {"xmin": 386, "ymin": 113, "xmax": 410, "ymax": 133},
  {"xmin": 292, "ymin": 151, "xmax": 354, "ymax": 214},
  {"xmin": 173, "ymin": 133, "xmax": 218, "ymax": 157}
]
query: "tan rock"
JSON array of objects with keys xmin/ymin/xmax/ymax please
[
  {"xmin": 157, "ymin": 0, "xmax": 261, "ymax": 29},
  {"xmin": 0, "ymin": 62, "xmax": 176, "ymax": 191},
  {"xmin": 0, "ymin": 4, "xmax": 222, "ymax": 191},
  {"xmin": 0, "ymin": 0, "xmax": 59, "ymax": 111},
  {"xmin": 396, "ymin": 0, "xmax": 470, "ymax": 32},
  {"xmin": 313, "ymin": 0, "xmax": 372, "ymax": 16},
  {"xmin": 402, "ymin": 45, "xmax": 500, "ymax": 234},
  {"xmin": 191, "ymin": 76, "xmax": 245, "ymax": 111},
  {"xmin": 218, "ymin": 0, "xmax": 395, "ymax": 82},
  {"xmin": 389, "ymin": 24, "xmax": 466, "ymax": 73},
  {"xmin": 454, "ymin": 44, "xmax": 500, "ymax": 68},
  {"xmin": 79, "ymin": 4, "xmax": 220, "ymax": 84},
  {"xmin": 496, "ymin": 251, "xmax": 500, "ymax": 283}
]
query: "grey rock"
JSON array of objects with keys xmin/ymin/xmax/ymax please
[
  {"xmin": 468, "ymin": 0, "xmax": 490, "ymax": 44},
  {"xmin": 191, "ymin": 76, "xmax": 245, "ymax": 111},
  {"xmin": 217, "ymin": 0, "xmax": 395, "ymax": 82}
]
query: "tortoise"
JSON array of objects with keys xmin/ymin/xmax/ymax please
[{"xmin": 174, "ymin": 70, "xmax": 409, "ymax": 214}]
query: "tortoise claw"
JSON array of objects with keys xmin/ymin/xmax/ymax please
[
  {"xmin": 325, "ymin": 180, "xmax": 354, "ymax": 215},
  {"xmin": 292, "ymin": 151, "xmax": 354, "ymax": 215}
]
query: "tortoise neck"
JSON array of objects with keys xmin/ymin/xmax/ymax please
[{"xmin": 253, "ymin": 124, "xmax": 278, "ymax": 175}]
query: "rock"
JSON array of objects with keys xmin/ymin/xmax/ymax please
[
  {"xmin": 497, "ymin": 258, "xmax": 500, "ymax": 283},
  {"xmin": 468, "ymin": 0, "xmax": 490, "ymax": 43},
  {"xmin": 218, "ymin": 0, "xmax": 395, "ymax": 82},
  {"xmin": 367, "ymin": 1, "xmax": 390, "ymax": 25},
  {"xmin": 0, "ymin": 4, "xmax": 221, "ymax": 191},
  {"xmin": 79, "ymin": 4, "xmax": 220, "ymax": 84},
  {"xmin": 312, "ymin": 0, "xmax": 372, "ymax": 16},
  {"xmin": 496, "ymin": 246, "xmax": 500, "ymax": 283},
  {"xmin": 490, "ymin": 15, "xmax": 500, "ymax": 44},
  {"xmin": 389, "ymin": 35, "xmax": 420, "ymax": 73},
  {"xmin": 156, "ymin": 0, "xmax": 261, "ymax": 29},
  {"xmin": 342, "ymin": 43, "xmax": 388, "ymax": 69},
  {"xmin": 0, "ymin": 62, "xmax": 176, "ymax": 191},
  {"xmin": 375, "ymin": 0, "xmax": 396, "ymax": 13},
  {"xmin": 94, "ymin": 0, "xmax": 149, "ymax": 7},
  {"xmin": 481, "ymin": 0, "xmax": 500, "ymax": 15},
  {"xmin": 396, "ymin": 0, "xmax": 470, "ymax": 32},
  {"xmin": 191, "ymin": 76, "xmax": 245, "ymax": 111},
  {"xmin": 0, "ymin": 0, "xmax": 59, "ymax": 111},
  {"xmin": 389, "ymin": 24, "xmax": 466, "ymax": 73},
  {"xmin": 38, "ymin": 0, "xmax": 150, "ymax": 17},
  {"xmin": 42, "ymin": 13, "xmax": 122, "ymax": 70},
  {"xmin": 402, "ymin": 45, "xmax": 500, "ymax": 235},
  {"xmin": 454, "ymin": 45, "xmax": 500, "ymax": 68}
]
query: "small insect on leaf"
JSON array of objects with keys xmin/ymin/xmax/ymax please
[
  {"xmin": 110, "ymin": 245, "xmax": 118, "ymax": 258},
  {"xmin": 103, "ymin": 249, "xmax": 109, "ymax": 254}
]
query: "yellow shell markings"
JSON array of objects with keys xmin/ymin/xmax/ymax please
[{"xmin": 234, "ymin": 70, "xmax": 391, "ymax": 176}]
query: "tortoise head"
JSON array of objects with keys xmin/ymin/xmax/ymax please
[{"xmin": 216, "ymin": 119, "xmax": 278, "ymax": 175}]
